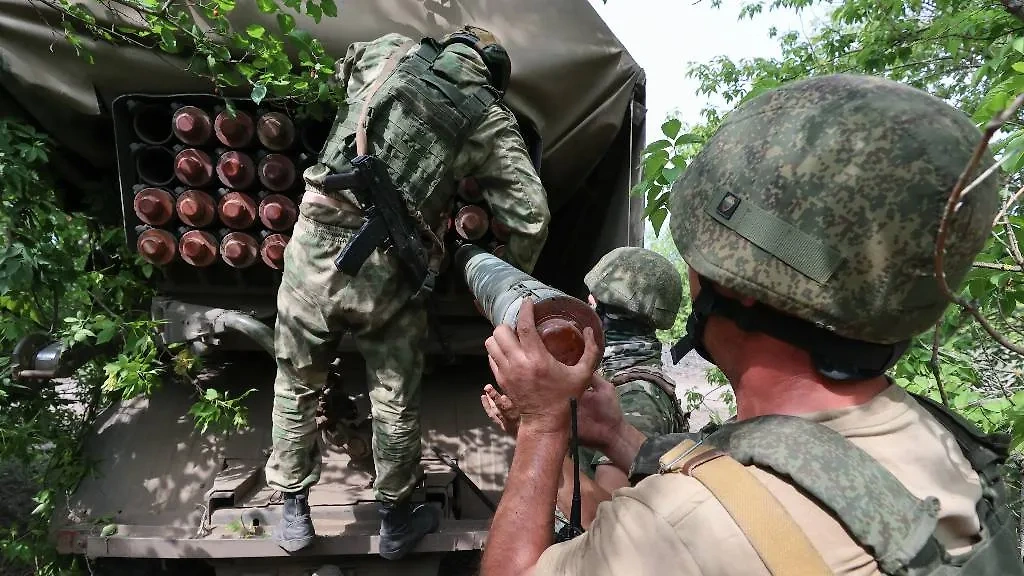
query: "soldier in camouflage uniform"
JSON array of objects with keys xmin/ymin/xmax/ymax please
[
  {"xmin": 578, "ymin": 247, "xmax": 687, "ymax": 482},
  {"xmin": 265, "ymin": 27, "xmax": 550, "ymax": 556},
  {"xmin": 482, "ymin": 247, "xmax": 686, "ymax": 531},
  {"xmin": 478, "ymin": 74, "xmax": 1024, "ymax": 575}
]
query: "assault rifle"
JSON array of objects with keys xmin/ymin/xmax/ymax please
[{"xmin": 325, "ymin": 155, "xmax": 436, "ymax": 300}]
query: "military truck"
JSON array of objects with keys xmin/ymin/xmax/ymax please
[{"xmin": 0, "ymin": 1, "xmax": 646, "ymax": 574}]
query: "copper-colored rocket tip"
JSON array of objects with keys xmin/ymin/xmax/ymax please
[
  {"xmin": 179, "ymin": 230, "xmax": 218, "ymax": 267},
  {"xmin": 455, "ymin": 205, "xmax": 490, "ymax": 241},
  {"xmin": 261, "ymin": 234, "xmax": 289, "ymax": 270},
  {"xmin": 174, "ymin": 149, "xmax": 213, "ymax": 187},
  {"xmin": 136, "ymin": 228, "xmax": 177, "ymax": 266},
  {"xmin": 457, "ymin": 177, "xmax": 483, "ymax": 203},
  {"xmin": 218, "ymin": 192, "xmax": 257, "ymax": 229},
  {"xmin": 216, "ymin": 151, "xmax": 256, "ymax": 190},
  {"xmin": 257, "ymin": 112, "xmax": 295, "ymax": 151},
  {"xmin": 133, "ymin": 187, "xmax": 174, "ymax": 226},
  {"xmin": 220, "ymin": 232, "xmax": 259, "ymax": 268},
  {"xmin": 258, "ymin": 154, "xmax": 296, "ymax": 192},
  {"xmin": 259, "ymin": 194, "xmax": 297, "ymax": 231},
  {"xmin": 172, "ymin": 106, "xmax": 212, "ymax": 146},
  {"xmin": 176, "ymin": 190, "xmax": 216, "ymax": 228},
  {"xmin": 214, "ymin": 110, "xmax": 255, "ymax": 148},
  {"xmin": 536, "ymin": 317, "xmax": 586, "ymax": 368}
]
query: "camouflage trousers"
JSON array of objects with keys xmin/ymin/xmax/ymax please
[{"xmin": 264, "ymin": 201, "xmax": 427, "ymax": 504}]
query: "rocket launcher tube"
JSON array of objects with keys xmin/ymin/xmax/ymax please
[{"xmin": 456, "ymin": 244, "xmax": 604, "ymax": 367}]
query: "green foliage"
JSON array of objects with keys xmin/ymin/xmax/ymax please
[
  {"xmin": 633, "ymin": 116, "xmax": 719, "ymax": 236},
  {"xmin": 0, "ymin": 2, "xmax": 350, "ymax": 568},
  {"xmin": 51, "ymin": 0, "xmax": 342, "ymax": 106}
]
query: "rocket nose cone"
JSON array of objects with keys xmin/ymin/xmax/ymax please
[{"xmin": 536, "ymin": 318, "xmax": 586, "ymax": 367}]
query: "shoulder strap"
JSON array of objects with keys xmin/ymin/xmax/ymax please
[
  {"xmin": 356, "ymin": 39, "xmax": 418, "ymax": 156},
  {"xmin": 660, "ymin": 439, "xmax": 833, "ymax": 575},
  {"xmin": 707, "ymin": 416, "xmax": 943, "ymax": 575}
]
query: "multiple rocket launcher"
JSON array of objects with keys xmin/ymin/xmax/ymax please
[
  {"xmin": 123, "ymin": 97, "xmax": 597, "ymax": 366},
  {"xmin": 130, "ymin": 104, "xmax": 304, "ymax": 271}
]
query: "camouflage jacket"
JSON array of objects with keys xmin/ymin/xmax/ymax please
[{"xmin": 303, "ymin": 33, "xmax": 550, "ymax": 273}]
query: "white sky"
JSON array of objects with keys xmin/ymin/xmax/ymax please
[{"xmin": 587, "ymin": 0, "xmax": 812, "ymax": 142}]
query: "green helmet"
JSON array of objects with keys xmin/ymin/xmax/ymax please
[
  {"xmin": 584, "ymin": 247, "xmax": 683, "ymax": 330},
  {"xmin": 671, "ymin": 74, "xmax": 999, "ymax": 350}
]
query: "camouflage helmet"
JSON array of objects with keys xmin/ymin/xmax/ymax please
[
  {"xmin": 670, "ymin": 74, "xmax": 1000, "ymax": 345},
  {"xmin": 584, "ymin": 247, "xmax": 683, "ymax": 330},
  {"xmin": 442, "ymin": 25, "xmax": 511, "ymax": 93}
]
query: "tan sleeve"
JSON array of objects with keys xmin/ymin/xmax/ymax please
[
  {"xmin": 532, "ymin": 491, "xmax": 703, "ymax": 575},
  {"xmin": 453, "ymin": 104, "xmax": 550, "ymax": 274}
]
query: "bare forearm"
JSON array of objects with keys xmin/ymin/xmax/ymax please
[
  {"xmin": 481, "ymin": 424, "xmax": 568, "ymax": 576},
  {"xmin": 556, "ymin": 456, "xmax": 611, "ymax": 530}
]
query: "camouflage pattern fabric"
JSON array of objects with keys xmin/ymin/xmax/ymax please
[
  {"xmin": 580, "ymin": 320, "xmax": 681, "ymax": 472},
  {"xmin": 584, "ymin": 247, "xmax": 683, "ymax": 330},
  {"xmin": 308, "ymin": 32, "xmax": 550, "ymax": 273},
  {"xmin": 670, "ymin": 74, "xmax": 1000, "ymax": 344},
  {"xmin": 265, "ymin": 33, "xmax": 550, "ymax": 502}
]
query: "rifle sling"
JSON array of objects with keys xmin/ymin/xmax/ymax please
[
  {"xmin": 660, "ymin": 440, "xmax": 833, "ymax": 575},
  {"xmin": 356, "ymin": 40, "xmax": 418, "ymax": 156}
]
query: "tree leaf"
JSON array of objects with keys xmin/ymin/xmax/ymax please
[
  {"xmin": 205, "ymin": 388, "xmax": 220, "ymax": 400},
  {"xmin": 662, "ymin": 118, "xmax": 682, "ymax": 140},
  {"xmin": 246, "ymin": 24, "xmax": 266, "ymax": 39},
  {"xmin": 276, "ymin": 12, "xmax": 296, "ymax": 34},
  {"xmin": 158, "ymin": 27, "xmax": 178, "ymax": 53},
  {"xmin": 321, "ymin": 0, "xmax": 338, "ymax": 17},
  {"xmin": 256, "ymin": 0, "xmax": 277, "ymax": 13},
  {"xmin": 305, "ymin": 0, "xmax": 323, "ymax": 23},
  {"xmin": 251, "ymin": 83, "xmax": 268, "ymax": 105}
]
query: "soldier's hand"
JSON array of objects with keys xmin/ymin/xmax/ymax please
[
  {"xmin": 484, "ymin": 298, "xmax": 601, "ymax": 435},
  {"xmin": 480, "ymin": 384, "xmax": 520, "ymax": 437},
  {"xmin": 577, "ymin": 375, "xmax": 625, "ymax": 449}
]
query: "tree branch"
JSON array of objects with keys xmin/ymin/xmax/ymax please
[
  {"xmin": 930, "ymin": 325, "xmax": 950, "ymax": 406},
  {"xmin": 934, "ymin": 91, "xmax": 1024, "ymax": 356},
  {"xmin": 973, "ymin": 261, "xmax": 1024, "ymax": 271},
  {"xmin": 1002, "ymin": 0, "xmax": 1024, "ymax": 22}
]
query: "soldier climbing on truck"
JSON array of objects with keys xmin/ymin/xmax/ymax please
[{"xmin": 265, "ymin": 26, "xmax": 551, "ymax": 556}]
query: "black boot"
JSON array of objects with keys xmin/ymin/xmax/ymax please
[
  {"xmin": 275, "ymin": 490, "xmax": 316, "ymax": 552},
  {"xmin": 378, "ymin": 501, "xmax": 440, "ymax": 560}
]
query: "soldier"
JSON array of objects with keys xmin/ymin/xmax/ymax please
[
  {"xmin": 481, "ymin": 247, "xmax": 687, "ymax": 528},
  {"xmin": 265, "ymin": 26, "xmax": 550, "ymax": 557},
  {"xmin": 478, "ymin": 74, "xmax": 1024, "ymax": 575}
]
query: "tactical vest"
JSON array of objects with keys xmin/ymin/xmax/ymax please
[
  {"xmin": 320, "ymin": 38, "xmax": 500, "ymax": 222},
  {"xmin": 629, "ymin": 393, "xmax": 1023, "ymax": 575},
  {"xmin": 607, "ymin": 365, "xmax": 690, "ymax": 432}
]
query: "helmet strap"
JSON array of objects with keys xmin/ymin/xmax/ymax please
[{"xmin": 670, "ymin": 276, "xmax": 908, "ymax": 381}]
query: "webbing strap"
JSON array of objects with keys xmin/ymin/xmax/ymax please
[
  {"xmin": 660, "ymin": 440, "xmax": 833, "ymax": 576},
  {"xmin": 356, "ymin": 39, "xmax": 418, "ymax": 156},
  {"xmin": 704, "ymin": 189, "xmax": 843, "ymax": 284}
]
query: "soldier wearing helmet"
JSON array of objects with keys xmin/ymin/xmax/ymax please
[
  {"xmin": 477, "ymin": 74, "xmax": 1024, "ymax": 575},
  {"xmin": 482, "ymin": 247, "xmax": 688, "ymax": 529},
  {"xmin": 265, "ymin": 25, "xmax": 550, "ymax": 557}
]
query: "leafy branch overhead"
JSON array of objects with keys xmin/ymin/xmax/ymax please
[{"xmin": 35, "ymin": 0, "xmax": 342, "ymax": 106}]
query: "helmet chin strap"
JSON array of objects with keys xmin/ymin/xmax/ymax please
[{"xmin": 670, "ymin": 276, "xmax": 909, "ymax": 381}]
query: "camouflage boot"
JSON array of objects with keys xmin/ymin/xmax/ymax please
[
  {"xmin": 275, "ymin": 489, "xmax": 316, "ymax": 552},
  {"xmin": 378, "ymin": 501, "xmax": 440, "ymax": 560}
]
